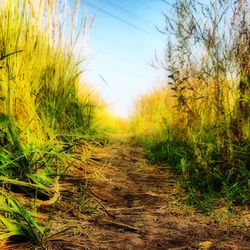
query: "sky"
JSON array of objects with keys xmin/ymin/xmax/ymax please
[{"xmin": 75, "ymin": 0, "xmax": 173, "ymax": 118}]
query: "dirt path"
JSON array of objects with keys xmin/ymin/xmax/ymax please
[
  {"xmin": 10, "ymin": 142, "xmax": 248, "ymax": 250},
  {"xmin": 53, "ymin": 142, "xmax": 248, "ymax": 250}
]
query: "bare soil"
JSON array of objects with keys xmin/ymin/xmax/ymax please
[{"xmin": 5, "ymin": 142, "xmax": 250, "ymax": 249}]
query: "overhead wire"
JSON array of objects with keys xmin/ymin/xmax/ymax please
[
  {"xmin": 139, "ymin": 0, "xmax": 171, "ymax": 13},
  {"xmin": 138, "ymin": 0, "xmax": 177, "ymax": 22},
  {"xmin": 101, "ymin": 0, "xmax": 157, "ymax": 27},
  {"xmin": 80, "ymin": 0, "xmax": 168, "ymax": 106},
  {"xmin": 80, "ymin": 0, "xmax": 166, "ymax": 80},
  {"xmin": 81, "ymin": 0, "xmax": 166, "ymax": 42}
]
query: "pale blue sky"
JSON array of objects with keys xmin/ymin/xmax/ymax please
[{"xmin": 77, "ymin": 0, "xmax": 173, "ymax": 118}]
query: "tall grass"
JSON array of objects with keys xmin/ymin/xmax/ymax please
[
  {"xmin": 0, "ymin": 0, "xmax": 101, "ymax": 245},
  {"xmin": 131, "ymin": 0, "xmax": 250, "ymax": 212}
]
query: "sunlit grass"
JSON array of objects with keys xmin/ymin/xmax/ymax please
[
  {"xmin": 0, "ymin": 0, "xmax": 104, "ymax": 245},
  {"xmin": 130, "ymin": 0, "xmax": 250, "ymax": 212}
]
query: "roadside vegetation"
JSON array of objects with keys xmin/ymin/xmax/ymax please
[
  {"xmin": 0, "ymin": 0, "xmax": 107, "ymax": 247},
  {"xmin": 131, "ymin": 0, "xmax": 250, "ymax": 212},
  {"xmin": 0, "ymin": 0, "xmax": 248, "ymax": 247}
]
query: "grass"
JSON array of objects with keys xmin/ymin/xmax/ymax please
[
  {"xmin": 0, "ymin": 0, "xmax": 105, "ymax": 246},
  {"xmin": 130, "ymin": 0, "xmax": 250, "ymax": 212},
  {"xmin": 137, "ymin": 128, "xmax": 250, "ymax": 213},
  {"xmin": 0, "ymin": 190, "xmax": 45, "ymax": 246},
  {"xmin": 0, "ymin": 0, "xmax": 248, "ymax": 246}
]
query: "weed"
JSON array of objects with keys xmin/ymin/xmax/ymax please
[{"xmin": 131, "ymin": 0, "xmax": 250, "ymax": 210}]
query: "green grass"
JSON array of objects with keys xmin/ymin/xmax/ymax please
[
  {"xmin": 130, "ymin": 0, "xmax": 250, "ymax": 212},
  {"xmin": 142, "ymin": 130, "xmax": 250, "ymax": 212},
  {"xmin": 0, "ymin": 190, "xmax": 45, "ymax": 246},
  {"xmin": 0, "ymin": 0, "xmax": 104, "ymax": 246}
]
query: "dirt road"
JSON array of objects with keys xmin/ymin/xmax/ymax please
[
  {"xmin": 12, "ymin": 142, "xmax": 249, "ymax": 250},
  {"xmin": 59, "ymin": 142, "xmax": 249, "ymax": 250}
]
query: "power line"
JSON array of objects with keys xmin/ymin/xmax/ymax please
[
  {"xmin": 136, "ymin": 0, "xmax": 178, "ymax": 31},
  {"xmin": 81, "ymin": 0, "xmax": 165, "ymax": 42},
  {"xmin": 159, "ymin": 0, "xmax": 210, "ymax": 10},
  {"xmin": 139, "ymin": 0, "xmax": 168, "ymax": 14},
  {"xmin": 101, "ymin": 0, "xmax": 156, "ymax": 27},
  {"xmin": 138, "ymin": 0, "xmax": 177, "ymax": 22}
]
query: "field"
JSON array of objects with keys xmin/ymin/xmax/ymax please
[{"xmin": 0, "ymin": 0, "xmax": 249, "ymax": 249}]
